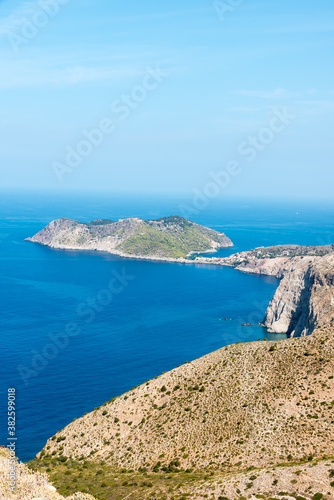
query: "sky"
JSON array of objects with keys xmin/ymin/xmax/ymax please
[{"xmin": 0, "ymin": 0, "xmax": 333, "ymax": 199}]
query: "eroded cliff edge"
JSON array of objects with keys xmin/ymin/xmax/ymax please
[{"xmin": 217, "ymin": 245, "xmax": 334, "ymax": 336}]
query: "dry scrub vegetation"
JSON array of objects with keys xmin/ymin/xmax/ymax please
[
  {"xmin": 27, "ymin": 454, "xmax": 334, "ymax": 500},
  {"xmin": 0, "ymin": 448, "xmax": 96, "ymax": 499},
  {"xmin": 39, "ymin": 325, "xmax": 334, "ymax": 473}
]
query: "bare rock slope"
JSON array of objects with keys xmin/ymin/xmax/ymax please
[
  {"xmin": 26, "ymin": 216, "xmax": 233, "ymax": 260},
  {"xmin": 264, "ymin": 255, "xmax": 334, "ymax": 336}
]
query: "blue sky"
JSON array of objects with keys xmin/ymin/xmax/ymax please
[{"xmin": 0, "ymin": 0, "xmax": 333, "ymax": 198}]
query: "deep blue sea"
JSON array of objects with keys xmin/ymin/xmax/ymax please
[{"xmin": 1, "ymin": 191, "xmax": 333, "ymax": 462}]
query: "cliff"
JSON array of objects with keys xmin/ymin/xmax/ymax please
[
  {"xmin": 264, "ymin": 254, "xmax": 334, "ymax": 336},
  {"xmin": 26, "ymin": 216, "xmax": 233, "ymax": 260},
  {"xmin": 213, "ymin": 245, "xmax": 334, "ymax": 337}
]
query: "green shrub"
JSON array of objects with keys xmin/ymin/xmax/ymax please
[{"xmin": 152, "ymin": 462, "xmax": 161, "ymax": 472}]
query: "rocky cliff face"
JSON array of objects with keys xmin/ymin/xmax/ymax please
[
  {"xmin": 227, "ymin": 250, "xmax": 334, "ymax": 337},
  {"xmin": 264, "ymin": 254, "xmax": 334, "ymax": 336}
]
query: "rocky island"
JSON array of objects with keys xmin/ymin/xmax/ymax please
[{"xmin": 26, "ymin": 216, "xmax": 233, "ymax": 260}]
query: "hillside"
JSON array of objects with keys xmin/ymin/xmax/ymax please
[
  {"xmin": 0, "ymin": 448, "xmax": 97, "ymax": 500},
  {"xmin": 32, "ymin": 324, "xmax": 334, "ymax": 500},
  {"xmin": 27, "ymin": 450, "xmax": 334, "ymax": 500},
  {"xmin": 25, "ymin": 216, "xmax": 233, "ymax": 260}
]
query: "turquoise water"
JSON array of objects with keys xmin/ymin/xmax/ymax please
[{"xmin": 0, "ymin": 191, "xmax": 333, "ymax": 462}]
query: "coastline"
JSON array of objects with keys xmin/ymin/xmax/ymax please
[
  {"xmin": 25, "ymin": 234, "xmax": 334, "ymax": 338},
  {"xmin": 25, "ymin": 236, "xmax": 235, "ymax": 265}
]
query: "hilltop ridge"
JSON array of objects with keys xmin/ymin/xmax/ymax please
[{"xmin": 38, "ymin": 326, "xmax": 334, "ymax": 471}]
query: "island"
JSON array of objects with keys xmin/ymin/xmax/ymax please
[{"xmin": 25, "ymin": 215, "xmax": 233, "ymax": 260}]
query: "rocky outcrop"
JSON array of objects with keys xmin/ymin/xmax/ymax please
[
  {"xmin": 26, "ymin": 216, "xmax": 233, "ymax": 260},
  {"xmin": 0, "ymin": 448, "xmax": 97, "ymax": 499},
  {"xmin": 224, "ymin": 249, "xmax": 334, "ymax": 337},
  {"xmin": 195, "ymin": 245, "xmax": 334, "ymax": 337},
  {"xmin": 264, "ymin": 254, "xmax": 334, "ymax": 336}
]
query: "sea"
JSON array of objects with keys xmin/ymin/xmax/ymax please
[{"xmin": 0, "ymin": 190, "xmax": 333, "ymax": 462}]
